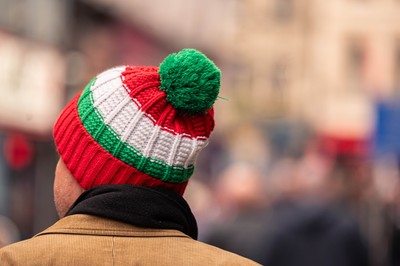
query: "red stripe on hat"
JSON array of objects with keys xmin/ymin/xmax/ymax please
[
  {"xmin": 53, "ymin": 92, "xmax": 188, "ymax": 195},
  {"xmin": 121, "ymin": 66, "xmax": 215, "ymax": 138}
]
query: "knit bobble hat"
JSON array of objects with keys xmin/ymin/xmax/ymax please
[{"xmin": 53, "ymin": 49, "xmax": 220, "ymax": 196}]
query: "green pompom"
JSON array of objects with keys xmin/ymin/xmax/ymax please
[{"xmin": 158, "ymin": 49, "xmax": 220, "ymax": 115}]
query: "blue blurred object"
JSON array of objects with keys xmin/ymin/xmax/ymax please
[{"xmin": 373, "ymin": 98, "xmax": 400, "ymax": 156}]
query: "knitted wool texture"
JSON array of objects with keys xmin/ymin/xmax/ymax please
[{"xmin": 53, "ymin": 49, "xmax": 220, "ymax": 195}]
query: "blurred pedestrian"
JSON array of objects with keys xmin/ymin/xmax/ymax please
[
  {"xmin": 258, "ymin": 141, "xmax": 370, "ymax": 266},
  {"xmin": 258, "ymin": 199, "xmax": 369, "ymax": 266},
  {"xmin": 0, "ymin": 215, "xmax": 20, "ymax": 248},
  {"xmin": 205, "ymin": 162, "xmax": 268, "ymax": 263},
  {"xmin": 0, "ymin": 49, "xmax": 259, "ymax": 265}
]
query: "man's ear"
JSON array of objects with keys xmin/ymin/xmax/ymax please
[{"xmin": 53, "ymin": 159, "xmax": 84, "ymax": 217}]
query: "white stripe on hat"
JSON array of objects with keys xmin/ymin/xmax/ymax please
[{"xmin": 89, "ymin": 68, "xmax": 208, "ymax": 168}]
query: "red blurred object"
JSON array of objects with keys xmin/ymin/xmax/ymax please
[
  {"xmin": 319, "ymin": 135, "xmax": 370, "ymax": 158},
  {"xmin": 3, "ymin": 133, "xmax": 34, "ymax": 170}
]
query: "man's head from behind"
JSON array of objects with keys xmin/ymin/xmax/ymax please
[{"xmin": 53, "ymin": 49, "xmax": 220, "ymax": 217}]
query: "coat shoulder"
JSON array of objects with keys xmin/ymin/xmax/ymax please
[
  {"xmin": 0, "ymin": 215, "xmax": 262, "ymax": 266},
  {"xmin": 182, "ymin": 238, "xmax": 262, "ymax": 265}
]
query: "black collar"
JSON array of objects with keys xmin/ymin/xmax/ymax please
[{"xmin": 66, "ymin": 184, "xmax": 198, "ymax": 239}]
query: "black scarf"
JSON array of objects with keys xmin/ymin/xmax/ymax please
[{"xmin": 66, "ymin": 184, "xmax": 198, "ymax": 239}]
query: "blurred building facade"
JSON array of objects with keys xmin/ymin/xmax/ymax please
[
  {"xmin": 0, "ymin": 0, "xmax": 399, "ymax": 136},
  {"xmin": 229, "ymin": 0, "xmax": 400, "ymax": 140},
  {"xmin": 78, "ymin": 0, "xmax": 400, "ymax": 139}
]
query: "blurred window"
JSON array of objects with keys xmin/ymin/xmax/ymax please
[
  {"xmin": 346, "ymin": 38, "xmax": 366, "ymax": 91},
  {"xmin": 0, "ymin": 0, "xmax": 25, "ymax": 33},
  {"xmin": 395, "ymin": 39, "xmax": 400, "ymax": 92},
  {"xmin": 269, "ymin": 59, "xmax": 289, "ymax": 112},
  {"xmin": 274, "ymin": 0, "xmax": 294, "ymax": 22},
  {"xmin": 231, "ymin": 62, "xmax": 253, "ymax": 93},
  {"xmin": 270, "ymin": 60, "xmax": 288, "ymax": 91}
]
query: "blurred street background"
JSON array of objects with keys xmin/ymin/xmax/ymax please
[{"xmin": 0, "ymin": 0, "xmax": 400, "ymax": 265}]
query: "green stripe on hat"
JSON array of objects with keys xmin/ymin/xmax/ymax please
[{"xmin": 77, "ymin": 79, "xmax": 194, "ymax": 184}]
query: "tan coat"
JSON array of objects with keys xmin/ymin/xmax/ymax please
[{"xmin": 0, "ymin": 214, "xmax": 261, "ymax": 266}]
